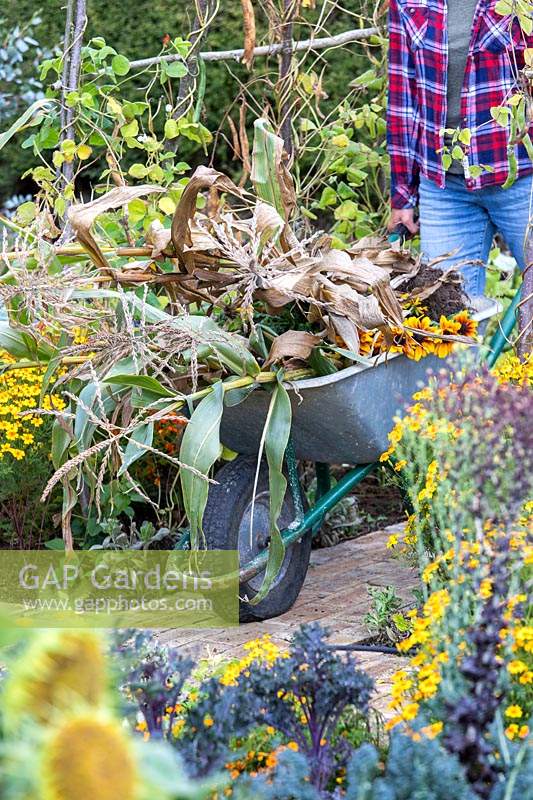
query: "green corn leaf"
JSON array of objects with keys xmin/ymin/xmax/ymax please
[
  {"xmin": 0, "ymin": 323, "xmax": 52, "ymax": 361},
  {"xmin": 103, "ymin": 374, "xmax": 176, "ymax": 397},
  {"xmin": 179, "ymin": 381, "xmax": 224, "ymax": 549},
  {"xmin": 0, "ymin": 99, "xmax": 54, "ymax": 151},
  {"xmin": 51, "ymin": 417, "xmax": 72, "ymax": 470},
  {"xmin": 74, "ymin": 381, "xmax": 116, "ymax": 449},
  {"xmin": 251, "ymin": 118, "xmax": 285, "ymax": 216},
  {"xmin": 249, "ymin": 380, "xmax": 292, "ymax": 605},
  {"xmin": 179, "ymin": 315, "xmax": 260, "ymax": 377},
  {"xmin": 118, "ymin": 422, "xmax": 154, "ymax": 476}
]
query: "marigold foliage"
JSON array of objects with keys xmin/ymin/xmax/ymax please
[{"xmin": 0, "ymin": 349, "xmax": 65, "ymax": 461}]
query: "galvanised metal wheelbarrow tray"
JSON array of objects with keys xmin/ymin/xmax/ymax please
[{"xmin": 201, "ymin": 298, "xmax": 504, "ymax": 622}]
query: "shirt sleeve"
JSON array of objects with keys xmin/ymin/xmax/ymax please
[{"xmin": 387, "ymin": 0, "xmax": 421, "ymax": 209}]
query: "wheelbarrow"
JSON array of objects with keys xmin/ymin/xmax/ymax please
[{"xmin": 200, "ymin": 295, "xmax": 514, "ymax": 622}]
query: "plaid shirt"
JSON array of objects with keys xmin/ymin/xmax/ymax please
[{"xmin": 387, "ymin": 0, "xmax": 533, "ymax": 209}]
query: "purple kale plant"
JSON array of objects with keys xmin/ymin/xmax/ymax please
[
  {"xmin": 240, "ymin": 622, "xmax": 374, "ymax": 793},
  {"xmin": 177, "ymin": 676, "xmax": 258, "ymax": 778},
  {"xmin": 112, "ymin": 629, "xmax": 194, "ymax": 740}
]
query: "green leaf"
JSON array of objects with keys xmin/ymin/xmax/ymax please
[
  {"xmin": 334, "ymin": 200, "xmax": 358, "ymax": 221},
  {"xmin": 44, "ymin": 538, "xmax": 66, "ymax": 550},
  {"xmin": 249, "ymin": 381, "xmax": 292, "ymax": 605},
  {"xmin": 251, "ymin": 118, "xmax": 287, "ymax": 217},
  {"xmin": 103, "ymin": 374, "xmax": 176, "ymax": 397},
  {"xmin": 442, "ymin": 153, "xmax": 452, "ymax": 171},
  {"xmin": 51, "ymin": 418, "xmax": 72, "ymax": 470},
  {"xmin": 180, "ymin": 382, "xmax": 224, "ymax": 548},
  {"xmin": 128, "ymin": 163, "xmax": 147, "ymax": 179},
  {"xmin": 490, "ymin": 105, "xmax": 511, "ymax": 127},
  {"xmin": 164, "ymin": 118, "xmax": 180, "ymax": 140},
  {"xmin": 308, "ymin": 347, "xmax": 338, "ymax": 376},
  {"xmin": 330, "ymin": 346, "xmax": 373, "ymax": 366},
  {"xmin": 0, "ymin": 323, "xmax": 50, "ymax": 361},
  {"xmin": 318, "ymin": 186, "xmax": 337, "ymax": 208},
  {"xmin": 120, "ymin": 119, "xmax": 139, "ymax": 138},
  {"xmin": 0, "ymin": 99, "xmax": 54, "ymax": 151},
  {"xmin": 165, "ymin": 61, "xmax": 188, "ymax": 78},
  {"xmin": 118, "ymin": 422, "xmax": 154, "ymax": 475},
  {"xmin": 112, "ymin": 54, "xmax": 130, "ymax": 76},
  {"xmin": 74, "ymin": 382, "xmax": 116, "ymax": 449}
]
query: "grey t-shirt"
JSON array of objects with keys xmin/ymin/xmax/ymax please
[{"xmin": 445, "ymin": 0, "xmax": 478, "ymax": 174}]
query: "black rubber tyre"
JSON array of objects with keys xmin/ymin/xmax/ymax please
[{"xmin": 203, "ymin": 455, "xmax": 312, "ymax": 622}]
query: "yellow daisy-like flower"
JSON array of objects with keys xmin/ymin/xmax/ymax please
[
  {"xmin": 453, "ymin": 310, "xmax": 478, "ymax": 339},
  {"xmin": 505, "ymin": 705, "xmax": 523, "ymax": 719}
]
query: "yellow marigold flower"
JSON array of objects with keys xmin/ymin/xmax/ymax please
[
  {"xmin": 422, "ymin": 561, "xmax": 440, "ymax": 583},
  {"xmin": 287, "ymin": 741, "xmax": 299, "ymax": 752},
  {"xmin": 203, "ymin": 715, "xmax": 214, "ymax": 727},
  {"xmin": 505, "ymin": 724, "xmax": 519, "ymax": 740},
  {"xmin": 401, "ymin": 702, "xmax": 419, "ymax": 721},
  {"xmin": 505, "ymin": 705, "xmax": 523, "ymax": 719},
  {"xmin": 508, "ymin": 660, "xmax": 527, "ymax": 675},
  {"xmin": 384, "ymin": 715, "xmax": 403, "ymax": 731},
  {"xmin": 387, "ymin": 534, "xmax": 398, "ymax": 549},
  {"xmin": 479, "ymin": 579, "xmax": 493, "ymax": 599},
  {"xmin": 420, "ymin": 721, "xmax": 443, "ymax": 739}
]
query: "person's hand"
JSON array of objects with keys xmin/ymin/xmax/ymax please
[{"xmin": 387, "ymin": 208, "xmax": 419, "ymax": 235}]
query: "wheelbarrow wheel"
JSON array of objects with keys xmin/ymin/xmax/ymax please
[{"xmin": 203, "ymin": 455, "xmax": 312, "ymax": 622}]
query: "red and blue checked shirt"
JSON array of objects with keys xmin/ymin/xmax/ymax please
[{"xmin": 387, "ymin": 0, "xmax": 533, "ymax": 208}]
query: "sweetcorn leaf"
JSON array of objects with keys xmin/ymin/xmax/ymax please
[
  {"xmin": 103, "ymin": 374, "xmax": 176, "ymax": 397},
  {"xmin": 118, "ymin": 422, "xmax": 154, "ymax": 475},
  {"xmin": 0, "ymin": 323, "xmax": 52, "ymax": 361},
  {"xmin": 0, "ymin": 99, "xmax": 54, "ymax": 151},
  {"xmin": 249, "ymin": 380, "xmax": 292, "ymax": 605},
  {"xmin": 179, "ymin": 381, "xmax": 224, "ymax": 548},
  {"xmin": 251, "ymin": 118, "xmax": 296, "ymax": 220}
]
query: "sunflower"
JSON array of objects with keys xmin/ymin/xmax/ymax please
[
  {"xmin": 40, "ymin": 713, "xmax": 137, "ymax": 800},
  {"xmin": 3, "ymin": 630, "xmax": 107, "ymax": 730},
  {"xmin": 454, "ymin": 310, "xmax": 478, "ymax": 338}
]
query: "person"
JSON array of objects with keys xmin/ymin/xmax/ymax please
[{"xmin": 387, "ymin": 1, "xmax": 533, "ymax": 299}]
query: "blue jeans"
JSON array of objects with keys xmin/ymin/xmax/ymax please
[{"xmin": 419, "ymin": 173, "xmax": 532, "ymax": 298}]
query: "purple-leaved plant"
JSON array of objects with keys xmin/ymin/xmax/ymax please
[{"xmin": 241, "ymin": 623, "xmax": 374, "ymax": 793}]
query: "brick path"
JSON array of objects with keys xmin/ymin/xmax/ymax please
[{"xmin": 160, "ymin": 524, "xmax": 417, "ymax": 718}]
